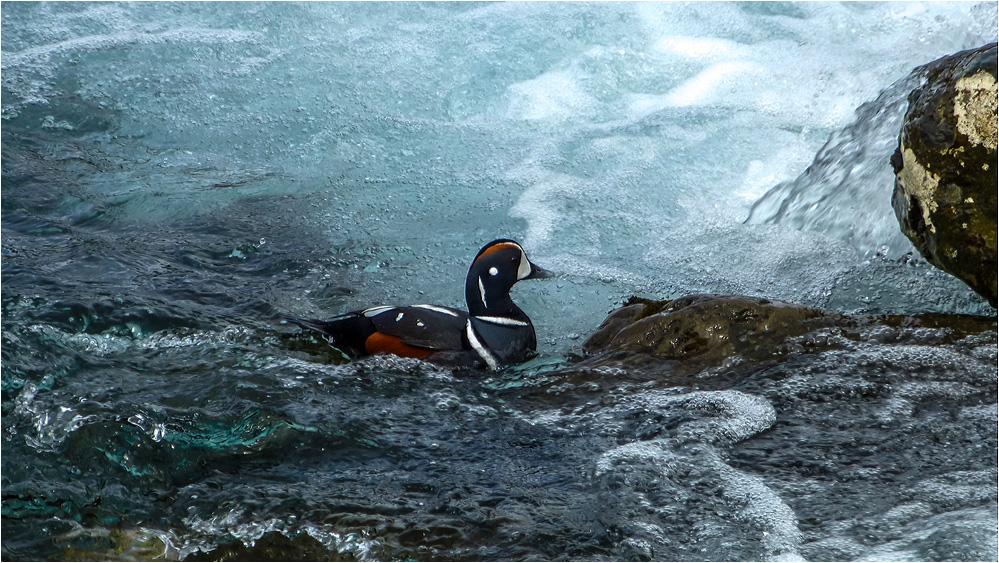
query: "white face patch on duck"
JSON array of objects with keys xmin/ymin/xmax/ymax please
[
  {"xmin": 478, "ymin": 276, "xmax": 488, "ymax": 308},
  {"xmin": 516, "ymin": 250, "xmax": 531, "ymax": 280}
]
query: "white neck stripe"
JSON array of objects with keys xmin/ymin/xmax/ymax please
[
  {"xmin": 474, "ymin": 315, "xmax": 529, "ymax": 327},
  {"xmin": 465, "ymin": 320, "xmax": 500, "ymax": 371}
]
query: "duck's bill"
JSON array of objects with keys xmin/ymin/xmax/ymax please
[{"xmin": 527, "ymin": 262, "xmax": 555, "ymax": 279}]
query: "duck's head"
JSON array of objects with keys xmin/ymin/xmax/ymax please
[{"xmin": 465, "ymin": 239, "xmax": 552, "ymax": 316}]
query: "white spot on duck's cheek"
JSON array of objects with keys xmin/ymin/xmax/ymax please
[
  {"xmin": 417, "ymin": 321, "xmax": 425, "ymax": 327},
  {"xmin": 489, "ymin": 267, "xmax": 499, "ymax": 276},
  {"xmin": 396, "ymin": 313, "xmax": 404, "ymax": 322},
  {"xmin": 478, "ymin": 276, "xmax": 488, "ymax": 308},
  {"xmin": 517, "ymin": 251, "xmax": 531, "ymax": 280}
]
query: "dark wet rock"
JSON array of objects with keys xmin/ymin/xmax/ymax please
[
  {"xmin": 49, "ymin": 528, "xmax": 169, "ymax": 561},
  {"xmin": 579, "ymin": 294, "xmax": 839, "ymax": 382},
  {"xmin": 582, "ymin": 294, "xmax": 834, "ymax": 363},
  {"xmin": 578, "ymin": 294, "xmax": 997, "ymax": 385},
  {"xmin": 184, "ymin": 531, "xmax": 335, "ymax": 562},
  {"xmin": 891, "ymin": 43, "xmax": 998, "ymax": 308}
]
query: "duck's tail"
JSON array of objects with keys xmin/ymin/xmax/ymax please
[{"xmin": 279, "ymin": 313, "xmax": 370, "ymax": 358}]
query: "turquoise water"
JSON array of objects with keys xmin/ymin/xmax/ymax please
[{"xmin": 3, "ymin": 2, "xmax": 996, "ymax": 560}]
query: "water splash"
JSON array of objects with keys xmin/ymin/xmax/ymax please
[{"xmin": 745, "ymin": 68, "xmax": 926, "ymax": 257}]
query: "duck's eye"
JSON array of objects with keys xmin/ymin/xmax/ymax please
[{"xmin": 489, "ymin": 267, "xmax": 499, "ymax": 276}]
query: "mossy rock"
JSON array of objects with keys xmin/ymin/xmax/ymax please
[{"xmin": 891, "ymin": 42, "xmax": 998, "ymax": 307}]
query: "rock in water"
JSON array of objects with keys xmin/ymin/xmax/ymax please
[
  {"xmin": 579, "ymin": 294, "xmax": 997, "ymax": 382},
  {"xmin": 582, "ymin": 294, "xmax": 833, "ymax": 365},
  {"xmin": 891, "ymin": 43, "xmax": 998, "ymax": 308}
]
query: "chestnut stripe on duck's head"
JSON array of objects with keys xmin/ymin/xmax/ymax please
[{"xmin": 465, "ymin": 239, "xmax": 552, "ymax": 317}]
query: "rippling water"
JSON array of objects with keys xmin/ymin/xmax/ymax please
[{"xmin": 3, "ymin": 2, "xmax": 997, "ymax": 561}]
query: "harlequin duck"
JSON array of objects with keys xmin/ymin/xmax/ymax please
[{"xmin": 287, "ymin": 239, "xmax": 553, "ymax": 370}]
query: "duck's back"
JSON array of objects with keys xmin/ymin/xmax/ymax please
[{"xmin": 287, "ymin": 304, "xmax": 469, "ymax": 359}]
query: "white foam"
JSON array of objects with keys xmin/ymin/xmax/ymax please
[
  {"xmin": 301, "ymin": 524, "xmax": 380, "ymax": 561},
  {"xmin": 2, "ymin": 27, "xmax": 260, "ymax": 108},
  {"xmin": 2, "ymin": 28, "xmax": 259, "ymax": 71},
  {"xmin": 851, "ymin": 506, "xmax": 998, "ymax": 562},
  {"xmin": 676, "ymin": 391, "xmax": 777, "ymax": 445},
  {"xmin": 182, "ymin": 508, "xmax": 286, "ymax": 551},
  {"xmin": 715, "ymin": 460, "xmax": 804, "ymax": 561},
  {"xmin": 663, "ymin": 60, "xmax": 764, "ymax": 107},
  {"xmin": 589, "ymin": 390, "xmax": 797, "ymax": 561},
  {"xmin": 594, "ymin": 440, "xmax": 672, "ymax": 477},
  {"xmin": 653, "ymin": 35, "xmax": 747, "ymax": 61},
  {"xmin": 504, "ymin": 69, "xmax": 598, "ymax": 122},
  {"xmin": 508, "ymin": 170, "xmax": 583, "ymax": 249}
]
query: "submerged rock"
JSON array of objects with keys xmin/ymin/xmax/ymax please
[
  {"xmin": 184, "ymin": 531, "xmax": 333, "ymax": 562},
  {"xmin": 891, "ymin": 43, "xmax": 998, "ymax": 308}
]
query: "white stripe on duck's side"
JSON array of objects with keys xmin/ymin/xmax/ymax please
[
  {"xmin": 465, "ymin": 320, "xmax": 500, "ymax": 371},
  {"xmin": 362, "ymin": 305, "xmax": 395, "ymax": 317},
  {"xmin": 474, "ymin": 315, "xmax": 529, "ymax": 327},
  {"xmin": 326, "ymin": 312, "xmax": 358, "ymax": 321},
  {"xmin": 412, "ymin": 304, "xmax": 461, "ymax": 317}
]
